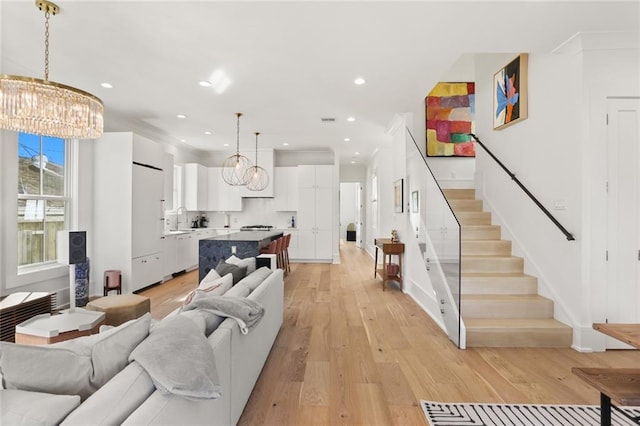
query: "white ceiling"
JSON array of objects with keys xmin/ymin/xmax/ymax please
[{"xmin": 2, "ymin": 1, "xmax": 638, "ymax": 165}]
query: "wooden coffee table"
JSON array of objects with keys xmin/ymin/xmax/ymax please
[{"xmin": 15, "ymin": 308, "xmax": 105, "ymax": 345}]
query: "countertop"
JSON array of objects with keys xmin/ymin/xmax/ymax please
[{"xmin": 203, "ymin": 230, "xmax": 283, "ymax": 242}]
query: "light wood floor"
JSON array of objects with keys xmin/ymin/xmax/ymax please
[{"xmin": 140, "ymin": 241, "xmax": 639, "ymax": 426}]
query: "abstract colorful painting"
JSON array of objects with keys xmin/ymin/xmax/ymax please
[
  {"xmin": 493, "ymin": 53, "xmax": 528, "ymax": 130},
  {"xmin": 426, "ymin": 82, "xmax": 475, "ymax": 157}
]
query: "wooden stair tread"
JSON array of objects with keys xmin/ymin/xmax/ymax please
[
  {"xmin": 465, "ymin": 318, "xmax": 571, "ymax": 329},
  {"xmin": 462, "ymin": 272, "xmax": 535, "ymax": 278},
  {"xmin": 463, "ymin": 294, "xmax": 550, "ymax": 302}
]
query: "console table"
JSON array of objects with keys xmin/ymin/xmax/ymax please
[{"xmin": 374, "ymin": 238, "xmax": 404, "ymax": 291}]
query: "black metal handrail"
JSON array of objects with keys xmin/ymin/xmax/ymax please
[{"xmin": 469, "ymin": 133, "xmax": 575, "ymax": 241}]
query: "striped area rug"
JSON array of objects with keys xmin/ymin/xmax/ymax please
[{"xmin": 421, "ymin": 400, "xmax": 640, "ymax": 425}]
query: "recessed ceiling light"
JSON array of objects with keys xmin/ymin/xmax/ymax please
[
  {"xmin": 223, "ymin": 143, "xmax": 229, "ymax": 147},
  {"xmin": 354, "ymin": 77, "xmax": 365, "ymax": 85},
  {"xmin": 351, "ymin": 160, "xmax": 356, "ymax": 164},
  {"xmin": 100, "ymin": 82, "xmax": 113, "ymax": 89},
  {"xmin": 344, "ymin": 138, "xmax": 351, "ymax": 142},
  {"xmin": 180, "ymin": 139, "xmax": 186, "ymax": 143},
  {"xmin": 204, "ymin": 131, "xmax": 212, "ymax": 135},
  {"xmin": 283, "ymin": 143, "xmax": 289, "ymax": 146},
  {"xmin": 199, "ymin": 80, "xmax": 212, "ymax": 87},
  {"xmin": 176, "ymin": 114, "xmax": 187, "ymax": 119},
  {"xmin": 347, "ymin": 117, "xmax": 355, "ymax": 122},
  {"xmin": 354, "ymin": 152, "xmax": 360, "ymax": 155}
]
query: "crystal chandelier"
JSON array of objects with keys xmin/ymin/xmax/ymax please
[
  {"xmin": 221, "ymin": 113, "xmax": 253, "ymax": 186},
  {"xmin": 0, "ymin": 1, "xmax": 104, "ymax": 139},
  {"xmin": 244, "ymin": 132, "xmax": 269, "ymax": 191}
]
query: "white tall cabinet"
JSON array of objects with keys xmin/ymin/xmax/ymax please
[
  {"xmin": 93, "ymin": 132, "xmax": 164, "ymax": 293},
  {"xmin": 274, "ymin": 167, "xmax": 299, "ymax": 211},
  {"xmin": 184, "ymin": 163, "xmax": 209, "ymax": 211},
  {"xmin": 296, "ymin": 165, "xmax": 333, "ymax": 261},
  {"xmin": 208, "ymin": 167, "xmax": 243, "ymax": 212}
]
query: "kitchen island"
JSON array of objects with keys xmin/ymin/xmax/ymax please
[{"xmin": 198, "ymin": 230, "xmax": 283, "ymax": 282}]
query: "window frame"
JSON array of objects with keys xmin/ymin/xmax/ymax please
[{"xmin": 17, "ymin": 133, "xmax": 70, "ymax": 273}]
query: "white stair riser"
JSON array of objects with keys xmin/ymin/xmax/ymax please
[
  {"xmin": 462, "ymin": 240, "xmax": 512, "ymax": 256},
  {"xmin": 461, "ymin": 277, "xmax": 538, "ymax": 295},
  {"xmin": 462, "ymin": 298, "xmax": 554, "ymax": 318},
  {"xmin": 462, "ymin": 257, "xmax": 524, "ymax": 273}
]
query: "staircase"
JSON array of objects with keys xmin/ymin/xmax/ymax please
[{"xmin": 443, "ymin": 189, "xmax": 572, "ymax": 348}]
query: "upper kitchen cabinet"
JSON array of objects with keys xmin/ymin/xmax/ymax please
[
  {"xmin": 93, "ymin": 132, "xmax": 165, "ymax": 293},
  {"xmin": 184, "ymin": 163, "xmax": 209, "ymax": 211},
  {"xmin": 274, "ymin": 167, "xmax": 299, "ymax": 211},
  {"xmin": 163, "ymin": 152, "xmax": 174, "ymax": 211},
  {"xmin": 238, "ymin": 149, "xmax": 274, "ymax": 198},
  {"xmin": 208, "ymin": 167, "xmax": 243, "ymax": 212}
]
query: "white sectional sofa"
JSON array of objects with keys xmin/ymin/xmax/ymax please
[{"xmin": 0, "ymin": 266, "xmax": 284, "ymax": 426}]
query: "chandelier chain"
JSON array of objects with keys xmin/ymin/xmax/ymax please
[{"xmin": 44, "ymin": 9, "xmax": 50, "ymax": 80}]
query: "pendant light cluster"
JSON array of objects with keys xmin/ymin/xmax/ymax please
[{"xmin": 221, "ymin": 113, "xmax": 269, "ymax": 191}]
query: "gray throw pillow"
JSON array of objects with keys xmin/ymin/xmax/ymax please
[
  {"xmin": 1, "ymin": 389, "xmax": 81, "ymax": 426},
  {"xmin": 235, "ymin": 266, "xmax": 273, "ymax": 292},
  {"xmin": 0, "ymin": 314, "xmax": 151, "ymax": 400},
  {"xmin": 216, "ymin": 260, "xmax": 247, "ymax": 284}
]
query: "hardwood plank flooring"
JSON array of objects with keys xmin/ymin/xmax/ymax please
[{"xmin": 140, "ymin": 241, "xmax": 640, "ymax": 426}]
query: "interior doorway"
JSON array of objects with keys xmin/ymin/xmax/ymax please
[
  {"xmin": 340, "ymin": 182, "xmax": 364, "ymax": 248},
  {"xmin": 605, "ymin": 97, "xmax": 640, "ymax": 348}
]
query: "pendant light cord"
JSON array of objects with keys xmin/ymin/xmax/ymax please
[
  {"xmin": 254, "ymin": 132, "xmax": 259, "ymax": 164},
  {"xmin": 44, "ymin": 9, "xmax": 50, "ymax": 80},
  {"xmin": 236, "ymin": 113, "xmax": 242, "ymax": 155}
]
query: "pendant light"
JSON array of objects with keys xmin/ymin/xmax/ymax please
[
  {"xmin": 244, "ymin": 132, "xmax": 269, "ymax": 191},
  {"xmin": 221, "ymin": 112, "xmax": 253, "ymax": 186},
  {"xmin": 0, "ymin": 1, "xmax": 104, "ymax": 139}
]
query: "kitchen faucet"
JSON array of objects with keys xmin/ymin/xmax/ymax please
[{"xmin": 175, "ymin": 206, "xmax": 187, "ymax": 230}]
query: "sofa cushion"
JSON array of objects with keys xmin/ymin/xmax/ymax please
[
  {"xmin": 215, "ymin": 260, "xmax": 247, "ymax": 284},
  {"xmin": 235, "ymin": 266, "xmax": 273, "ymax": 292},
  {"xmin": 0, "ymin": 313, "xmax": 150, "ymax": 400},
  {"xmin": 61, "ymin": 361, "xmax": 155, "ymax": 426},
  {"xmin": 226, "ymin": 255, "xmax": 256, "ymax": 274},
  {"xmin": 1, "ymin": 389, "xmax": 81, "ymax": 426},
  {"xmin": 129, "ymin": 315, "xmax": 221, "ymax": 400},
  {"xmin": 199, "ymin": 267, "xmax": 221, "ymax": 285},
  {"xmin": 224, "ymin": 282, "xmax": 251, "ymax": 298}
]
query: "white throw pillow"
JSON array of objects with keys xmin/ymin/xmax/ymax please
[
  {"xmin": 0, "ymin": 313, "xmax": 151, "ymax": 401},
  {"xmin": 198, "ymin": 268, "xmax": 221, "ymax": 287},
  {"xmin": 226, "ymin": 255, "xmax": 256, "ymax": 274},
  {"xmin": 197, "ymin": 271, "xmax": 231, "ymax": 291},
  {"xmin": 1, "ymin": 389, "xmax": 81, "ymax": 426}
]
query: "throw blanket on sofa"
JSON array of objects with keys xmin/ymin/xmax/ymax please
[{"xmin": 182, "ymin": 296, "xmax": 265, "ymax": 335}]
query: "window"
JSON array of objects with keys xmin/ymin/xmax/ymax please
[{"xmin": 17, "ymin": 133, "xmax": 67, "ymax": 268}]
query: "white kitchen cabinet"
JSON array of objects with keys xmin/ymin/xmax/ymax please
[
  {"xmin": 163, "ymin": 152, "xmax": 174, "ymax": 211},
  {"xmin": 208, "ymin": 167, "xmax": 243, "ymax": 212},
  {"xmin": 274, "ymin": 167, "xmax": 299, "ymax": 211},
  {"xmin": 132, "ymin": 253, "xmax": 163, "ymax": 292},
  {"xmin": 184, "ymin": 163, "xmax": 209, "ymax": 211},
  {"xmin": 295, "ymin": 165, "xmax": 334, "ymax": 261},
  {"xmin": 94, "ymin": 132, "xmax": 166, "ymax": 294},
  {"xmin": 238, "ymin": 149, "xmax": 274, "ymax": 198},
  {"xmin": 162, "ymin": 235, "xmax": 178, "ymax": 279},
  {"xmin": 176, "ymin": 234, "xmax": 194, "ymax": 272}
]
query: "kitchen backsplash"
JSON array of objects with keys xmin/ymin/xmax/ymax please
[{"xmin": 166, "ymin": 197, "xmax": 296, "ymax": 231}]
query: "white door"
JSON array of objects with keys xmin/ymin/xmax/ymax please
[{"xmin": 606, "ymin": 98, "xmax": 640, "ymax": 348}]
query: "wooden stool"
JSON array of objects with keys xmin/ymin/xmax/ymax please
[{"xmin": 86, "ymin": 294, "xmax": 150, "ymax": 326}]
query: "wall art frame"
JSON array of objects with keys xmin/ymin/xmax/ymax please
[
  {"xmin": 493, "ymin": 53, "xmax": 528, "ymax": 130},
  {"xmin": 394, "ymin": 179, "xmax": 404, "ymax": 213},
  {"xmin": 411, "ymin": 190, "xmax": 419, "ymax": 213},
  {"xmin": 425, "ymin": 82, "xmax": 476, "ymax": 157}
]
